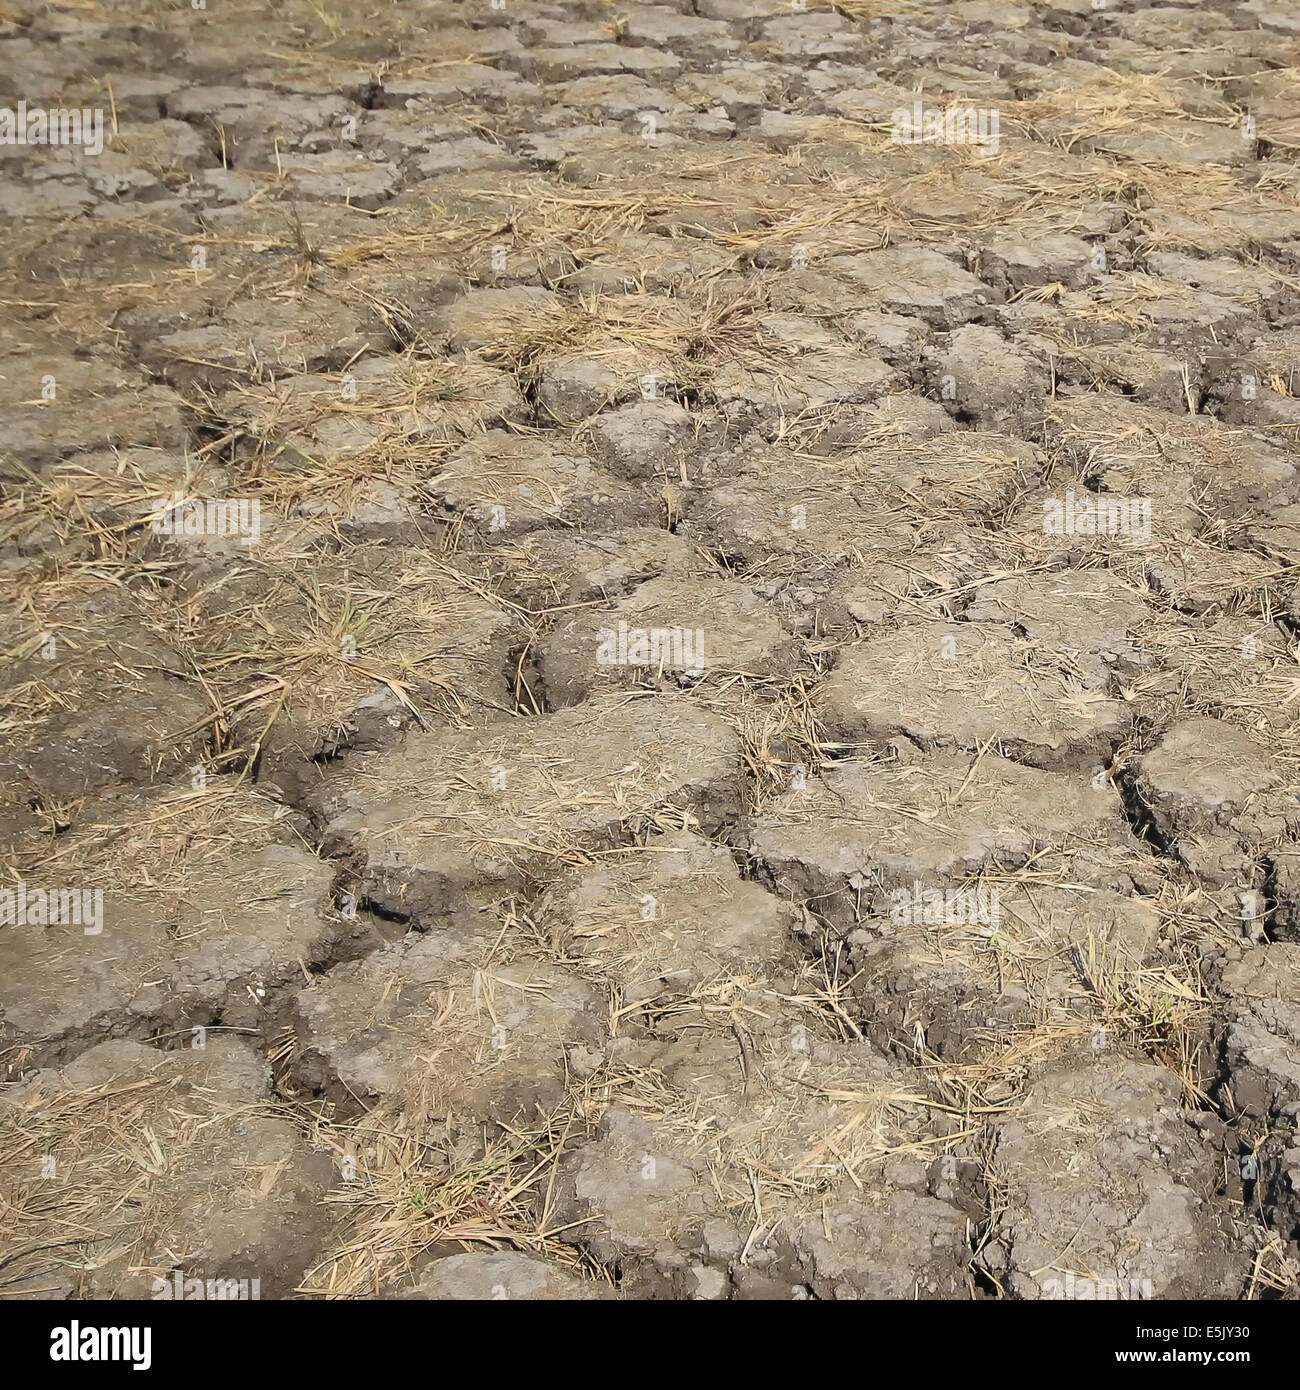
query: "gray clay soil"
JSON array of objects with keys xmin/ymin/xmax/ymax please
[{"xmin": 4, "ymin": 0, "xmax": 1300, "ymax": 1302}]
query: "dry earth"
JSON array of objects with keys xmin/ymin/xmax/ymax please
[{"xmin": 4, "ymin": 0, "xmax": 1300, "ymax": 1302}]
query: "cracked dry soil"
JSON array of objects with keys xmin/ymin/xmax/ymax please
[{"xmin": 4, "ymin": 0, "xmax": 1300, "ymax": 1304}]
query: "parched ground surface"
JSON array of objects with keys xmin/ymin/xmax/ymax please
[{"xmin": 5, "ymin": 0, "xmax": 1300, "ymax": 1302}]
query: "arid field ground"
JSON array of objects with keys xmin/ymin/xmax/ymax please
[{"xmin": 4, "ymin": 0, "xmax": 1300, "ymax": 1302}]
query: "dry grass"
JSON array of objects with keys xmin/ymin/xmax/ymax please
[
  {"xmin": 0, "ymin": 1059, "xmax": 284, "ymax": 1297},
  {"xmin": 317, "ymin": 693, "xmax": 736, "ymax": 886},
  {"xmin": 299, "ymin": 1093, "xmax": 603, "ymax": 1298},
  {"xmin": 1012, "ymin": 67, "xmax": 1237, "ymax": 151},
  {"xmin": 572, "ymin": 1041, "xmax": 962, "ymax": 1222},
  {"xmin": 3, "ymin": 773, "xmax": 297, "ymax": 884}
]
